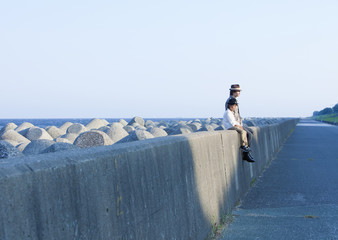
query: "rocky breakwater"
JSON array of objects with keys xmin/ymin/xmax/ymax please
[{"xmin": 0, "ymin": 117, "xmax": 284, "ymax": 159}]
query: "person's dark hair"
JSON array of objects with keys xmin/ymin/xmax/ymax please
[{"xmin": 227, "ymin": 97, "xmax": 238, "ymax": 108}]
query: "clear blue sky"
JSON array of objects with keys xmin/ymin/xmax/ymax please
[{"xmin": 1, "ymin": 1, "xmax": 337, "ymax": 118}]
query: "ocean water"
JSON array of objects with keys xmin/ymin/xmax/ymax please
[{"xmin": 0, "ymin": 118, "xmax": 207, "ymax": 129}]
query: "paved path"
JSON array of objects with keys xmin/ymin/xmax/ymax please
[{"xmin": 219, "ymin": 119, "xmax": 338, "ymax": 240}]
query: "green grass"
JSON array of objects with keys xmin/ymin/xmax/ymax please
[
  {"xmin": 312, "ymin": 113, "xmax": 338, "ymax": 124},
  {"xmin": 250, "ymin": 178, "xmax": 256, "ymax": 187},
  {"xmin": 207, "ymin": 213, "xmax": 235, "ymax": 239}
]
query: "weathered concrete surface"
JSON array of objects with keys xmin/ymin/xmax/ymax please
[
  {"xmin": 149, "ymin": 127, "xmax": 168, "ymax": 137},
  {"xmin": 45, "ymin": 126, "xmax": 65, "ymax": 139},
  {"xmin": 128, "ymin": 116, "xmax": 145, "ymax": 126},
  {"xmin": 119, "ymin": 119, "xmax": 128, "ymax": 126},
  {"xmin": 0, "ymin": 140, "xmax": 23, "ymax": 159},
  {"xmin": 165, "ymin": 125, "xmax": 193, "ymax": 135},
  {"xmin": 42, "ymin": 142, "xmax": 80, "ymax": 153},
  {"xmin": 0, "ymin": 123, "xmax": 17, "ymax": 135},
  {"xmin": 1, "ymin": 139, "xmax": 19, "ymax": 147},
  {"xmin": 54, "ymin": 138, "xmax": 72, "ymax": 144},
  {"xmin": 26, "ymin": 127, "xmax": 54, "ymax": 141},
  {"xmin": 188, "ymin": 122, "xmax": 202, "ymax": 132},
  {"xmin": 16, "ymin": 142, "xmax": 30, "ymax": 152},
  {"xmin": 74, "ymin": 130, "xmax": 114, "ymax": 148},
  {"xmin": 15, "ymin": 122, "xmax": 34, "ymax": 132},
  {"xmin": 59, "ymin": 122, "xmax": 73, "ymax": 132},
  {"xmin": 198, "ymin": 124, "xmax": 215, "ymax": 132},
  {"xmin": 116, "ymin": 129, "xmax": 154, "ymax": 143},
  {"xmin": 0, "ymin": 119, "xmax": 298, "ymax": 240},
  {"xmin": 22, "ymin": 139, "xmax": 55, "ymax": 155},
  {"xmin": 109, "ymin": 122, "xmax": 124, "ymax": 129},
  {"xmin": 85, "ymin": 118, "xmax": 109, "ymax": 130},
  {"xmin": 0, "ymin": 129, "xmax": 30, "ymax": 144},
  {"xmin": 104, "ymin": 126, "xmax": 129, "ymax": 142},
  {"xmin": 123, "ymin": 125, "xmax": 135, "ymax": 133},
  {"xmin": 59, "ymin": 133, "xmax": 79, "ymax": 144},
  {"xmin": 219, "ymin": 119, "xmax": 338, "ymax": 240},
  {"xmin": 67, "ymin": 123, "xmax": 87, "ymax": 134}
]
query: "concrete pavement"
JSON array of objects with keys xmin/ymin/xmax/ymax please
[{"xmin": 219, "ymin": 119, "xmax": 338, "ymax": 240}]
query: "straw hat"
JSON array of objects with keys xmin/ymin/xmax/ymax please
[{"xmin": 229, "ymin": 84, "xmax": 242, "ymax": 91}]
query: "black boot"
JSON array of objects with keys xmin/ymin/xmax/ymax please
[
  {"xmin": 248, "ymin": 152, "xmax": 254, "ymax": 160},
  {"xmin": 240, "ymin": 145, "xmax": 251, "ymax": 152},
  {"xmin": 243, "ymin": 152, "xmax": 255, "ymax": 162}
]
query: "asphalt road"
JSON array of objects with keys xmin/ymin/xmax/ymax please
[{"xmin": 219, "ymin": 119, "xmax": 338, "ymax": 240}]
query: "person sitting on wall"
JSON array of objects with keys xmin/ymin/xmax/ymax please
[
  {"xmin": 223, "ymin": 98, "xmax": 255, "ymax": 162},
  {"xmin": 225, "ymin": 84, "xmax": 254, "ymax": 149}
]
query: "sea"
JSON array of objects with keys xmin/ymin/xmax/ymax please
[{"xmin": 0, "ymin": 118, "xmax": 208, "ymax": 129}]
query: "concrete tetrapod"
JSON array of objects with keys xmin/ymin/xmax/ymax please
[
  {"xmin": 123, "ymin": 125, "xmax": 135, "ymax": 133},
  {"xmin": 45, "ymin": 126, "xmax": 65, "ymax": 139},
  {"xmin": 74, "ymin": 130, "xmax": 114, "ymax": 148},
  {"xmin": 42, "ymin": 142, "xmax": 80, "ymax": 153},
  {"xmin": 210, "ymin": 123, "xmax": 219, "ymax": 129},
  {"xmin": 109, "ymin": 122, "xmax": 124, "ymax": 129},
  {"xmin": 214, "ymin": 125, "xmax": 226, "ymax": 131},
  {"xmin": 145, "ymin": 120, "xmax": 155, "ymax": 128},
  {"xmin": 59, "ymin": 133, "xmax": 79, "ymax": 144},
  {"xmin": 104, "ymin": 127, "xmax": 129, "ymax": 142},
  {"xmin": 59, "ymin": 122, "xmax": 73, "ymax": 132},
  {"xmin": 131, "ymin": 123, "xmax": 147, "ymax": 130},
  {"xmin": 98, "ymin": 126, "xmax": 110, "ymax": 132},
  {"xmin": 0, "ymin": 130, "xmax": 30, "ymax": 144},
  {"xmin": 16, "ymin": 142, "xmax": 30, "ymax": 152},
  {"xmin": 1, "ymin": 140, "xmax": 19, "ymax": 147},
  {"xmin": 128, "ymin": 116, "xmax": 145, "ymax": 127},
  {"xmin": 116, "ymin": 129, "xmax": 154, "ymax": 143},
  {"xmin": 67, "ymin": 124, "xmax": 87, "ymax": 134},
  {"xmin": 119, "ymin": 119, "xmax": 128, "ymax": 126},
  {"xmin": 149, "ymin": 127, "xmax": 168, "ymax": 137},
  {"xmin": 15, "ymin": 122, "xmax": 34, "ymax": 132},
  {"xmin": 198, "ymin": 125, "xmax": 215, "ymax": 132},
  {"xmin": 157, "ymin": 121, "xmax": 169, "ymax": 128},
  {"xmin": 0, "ymin": 140, "xmax": 23, "ymax": 159},
  {"xmin": 0, "ymin": 123, "xmax": 18, "ymax": 135},
  {"xmin": 166, "ymin": 126, "xmax": 193, "ymax": 135},
  {"xmin": 26, "ymin": 127, "xmax": 54, "ymax": 141},
  {"xmin": 188, "ymin": 122, "xmax": 202, "ymax": 132},
  {"xmin": 54, "ymin": 138, "xmax": 72, "ymax": 144},
  {"xmin": 22, "ymin": 139, "xmax": 55, "ymax": 155},
  {"xmin": 86, "ymin": 118, "xmax": 109, "ymax": 130}
]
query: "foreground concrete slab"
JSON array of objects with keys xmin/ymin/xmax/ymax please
[
  {"xmin": 0, "ymin": 119, "xmax": 298, "ymax": 240},
  {"xmin": 219, "ymin": 119, "xmax": 338, "ymax": 240}
]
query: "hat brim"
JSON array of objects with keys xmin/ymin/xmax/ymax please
[{"xmin": 229, "ymin": 88, "xmax": 242, "ymax": 91}]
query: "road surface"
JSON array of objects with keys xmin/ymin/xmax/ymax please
[{"xmin": 219, "ymin": 119, "xmax": 338, "ymax": 240}]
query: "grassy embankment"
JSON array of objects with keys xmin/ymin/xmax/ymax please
[{"xmin": 312, "ymin": 113, "xmax": 338, "ymax": 124}]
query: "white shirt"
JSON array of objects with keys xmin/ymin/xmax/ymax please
[
  {"xmin": 225, "ymin": 96, "xmax": 242, "ymax": 125},
  {"xmin": 223, "ymin": 109, "xmax": 242, "ymax": 129}
]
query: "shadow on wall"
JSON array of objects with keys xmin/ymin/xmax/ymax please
[
  {"xmin": 106, "ymin": 134, "xmax": 212, "ymax": 239},
  {"xmin": 0, "ymin": 120, "xmax": 298, "ymax": 239},
  {"xmin": 97, "ymin": 132, "xmax": 233, "ymax": 239}
]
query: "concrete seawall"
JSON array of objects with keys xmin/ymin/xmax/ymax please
[{"xmin": 0, "ymin": 119, "xmax": 298, "ymax": 240}]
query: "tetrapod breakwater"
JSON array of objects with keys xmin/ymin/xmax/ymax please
[{"xmin": 0, "ymin": 116, "xmax": 285, "ymax": 158}]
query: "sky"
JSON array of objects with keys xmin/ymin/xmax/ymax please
[{"xmin": 1, "ymin": 0, "xmax": 337, "ymax": 119}]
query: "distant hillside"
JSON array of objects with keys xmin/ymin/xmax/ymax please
[
  {"xmin": 313, "ymin": 103, "xmax": 338, "ymax": 116},
  {"xmin": 312, "ymin": 103, "xmax": 338, "ymax": 124}
]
